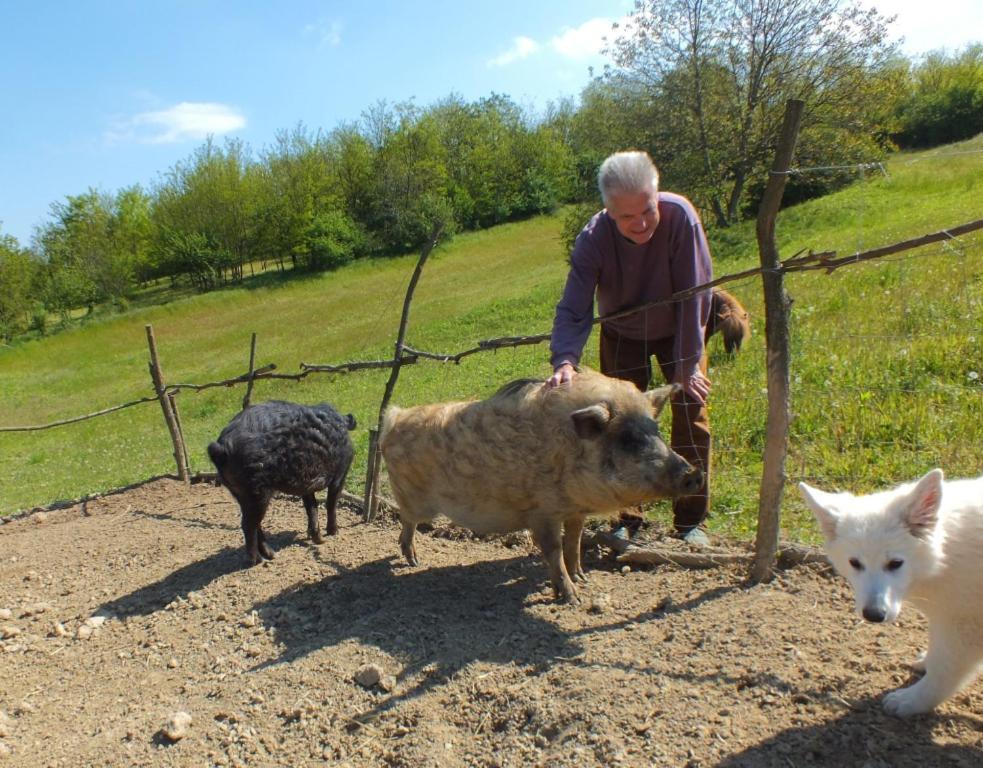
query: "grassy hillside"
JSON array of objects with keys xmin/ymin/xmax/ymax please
[{"xmin": 2, "ymin": 136, "xmax": 981, "ymax": 543}]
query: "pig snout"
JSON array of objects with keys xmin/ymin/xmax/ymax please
[
  {"xmin": 668, "ymin": 455, "xmax": 703, "ymax": 496},
  {"xmin": 679, "ymin": 465, "xmax": 704, "ymax": 495}
]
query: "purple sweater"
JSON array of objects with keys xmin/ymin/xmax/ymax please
[{"xmin": 550, "ymin": 191, "xmax": 713, "ymax": 376}]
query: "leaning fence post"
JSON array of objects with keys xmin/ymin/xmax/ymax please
[
  {"xmin": 364, "ymin": 224, "xmax": 445, "ymax": 521},
  {"xmin": 167, "ymin": 391, "xmax": 191, "ymax": 479},
  {"xmin": 751, "ymin": 99, "xmax": 804, "ymax": 583},
  {"xmin": 146, "ymin": 324, "xmax": 190, "ymax": 483},
  {"xmin": 242, "ymin": 332, "xmax": 258, "ymax": 410},
  {"xmin": 362, "ymin": 428, "xmax": 380, "ymax": 519}
]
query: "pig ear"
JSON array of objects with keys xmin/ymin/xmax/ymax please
[
  {"xmin": 571, "ymin": 403, "xmax": 611, "ymax": 439},
  {"xmin": 798, "ymin": 482, "xmax": 840, "ymax": 541},
  {"xmin": 902, "ymin": 469, "xmax": 944, "ymax": 539},
  {"xmin": 644, "ymin": 383, "xmax": 678, "ymax": 417}
]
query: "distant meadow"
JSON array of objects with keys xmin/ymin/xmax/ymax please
[{"xmin": 1, "ymin": 136, "xmax": 981, "ymax": 544}]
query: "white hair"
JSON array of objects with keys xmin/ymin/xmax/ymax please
[{"xmin": 597, "ymin": 151, "xmax": 660, "ymax": 205}]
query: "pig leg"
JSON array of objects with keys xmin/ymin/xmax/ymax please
[
  {"xmin": 324, "ymin": 485, "xmax": 340, "ymax": 537},
  {"xmin": 303, "ymin": 494, "xmax": 324, "ymax": 544},
  {"xmin": 256, "ymin": 525, "xmax": 275, "ymax": 560},
  {"xmin": 240, "ymin": 497, "xmax": 272, "ymax": 564},
  {"xmin": 324, "ymin": 457, "xmax": 351, "ymax": 537},
  {"xmin": 399, "ymin": 518, "xmax": 419, "ymax": 566},
  {"xmin": 562, "ymin": 516, "xmax": 587, "ymax": 584},
  {"xmin": 531, "ymin": 519, "xmax": 578, "ymax": 603}
]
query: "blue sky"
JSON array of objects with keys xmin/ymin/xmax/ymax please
[{"xmin": 1, "ymin": 0, "xmax": 980, "ymax": 246}]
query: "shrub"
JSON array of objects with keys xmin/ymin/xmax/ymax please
[
  {"xmin": 893, "ymin": 45, "xmax": 983, "ymax": 149},
  {"xmin": 297, "ymin": 211, "xmax": 366, "ymax": 271},
  {"xmin": 894, "ymin": 85, "xmax": 983, "ymax": 148},
  {"xmin": 558, "ymin": 203, "xmax": 600, "ymax": 262},
  {"xmin": 29, "ymin": 303, "xmax": 48, "ymax": 336}
]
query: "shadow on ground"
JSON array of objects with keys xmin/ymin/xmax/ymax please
[
  {"xmin": 716, "ymin": 702, "xmax": 983, "ymax": 768},
  {"xmin": 100, "ymin": 532, "xmax": 299, "ymax": 618},
  {"xmin": 248, "ymin": 553, "xmax": 743, "ymax": 716}
]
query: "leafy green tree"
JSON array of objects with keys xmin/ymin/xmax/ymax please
[
  {"xmin": 256, "ymin": 124, "xmax": 372, "ymax": 271},
  {"xmin": 365, "ymin": 103, "xmax": 453, "ymax": 251},
  {"xmin": 298, "ymin": 210, "xmax": 365, "ymax": 270},
  {"xmin": 427, "ymin": 94, "xmax": 574, "ymax": 229},
  {"xmin": 35, "ymin": 191, "xmax": 111, "ymax": 314},
  {"xmin": 155, "ymin": 229, "xmax": 221, "ymax": 291},
  {"xmin": 111, "ymin": 185, "xmax": 153, "ymax": 284},
  {"xmin": 257, "ymin": 124, "xmax": 334, "ymax": 269},
  {"xmin": 894, "ymin": 44, "xmax": 983, "ymax": 148},
  {"xmin": 427, "ymin": 95, "xmax": 490, "ymax": 228},
  {"xmin": 11, "ymin": 186, "xmax": 149, "ymax": 327},
  {"xmin": 431, "ymin": 94, "xmax": 518, "ymax": 227},
  {"xmin": 0, "ymin": 231, "xmax": 38, "ymax": 339},
  {"xmin": 606, "ymin": 0, "xmax": 899, "ymax": 225},
  {"xmin": 152, "ymin": 138, "xmax": 263, "ymax": 285},
  {"xmin": 512, "ymin": 122, "xmax": 577, "ymax": 215},
  {"xmin": 42, "ymin": 263, "xmax": 97, "ymax": 322},
  {"xmin": 327, "ymin": 126, "xmax": 376, "ymax": 226},
  {"xmin": 558, "ymin": 202, "xmax": 603, "ymax": 260},
  {"xmin": 550, "ymin": 79, "xmax": 662, "ymax": 200}
]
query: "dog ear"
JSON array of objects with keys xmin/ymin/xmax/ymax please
[
  {"xmin": 902, "ymin": 468, "xmax": 944, "ymax": 539},
  {"xmin": 798, "ymin": 482, "xmax": 840, "ymax": 541}
]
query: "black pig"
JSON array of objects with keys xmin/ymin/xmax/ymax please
[{"xmin": 208, "ymin": 400, "xmax": 356, "ymax": 564}]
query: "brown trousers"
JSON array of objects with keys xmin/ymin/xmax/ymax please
[{"xmin": 599, "ymin": 325, "xmax": 711, "ymax": 530}]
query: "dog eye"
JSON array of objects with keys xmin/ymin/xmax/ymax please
[
  {"xmin": 848, "ymin": 558, "xmax": 864, "ymax": 571},
  {"xmin": 885, "ymin": 559, "xmax": 904, "ymax": 571}
]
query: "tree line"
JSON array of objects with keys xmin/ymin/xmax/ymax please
[{"xmin": 1, "ymin": 0, "xmax": 980, "ymax": 342}]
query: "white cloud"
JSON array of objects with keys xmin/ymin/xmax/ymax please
[
  {"xmin": 118, "ymin": 102, "xmax": 247, "ymax": 144},
  {"xmin": 304, "ymin": 19, "xmax": 343, "ymax": 47},
  {"xmin": 486, "ymin": 16, "xmax": 627, "ymax": 70},
  {"xmin": 550, "ymin": 17, "xmax": 618, "ymax": 60},
  {"xmin": 872, "ymin": 0, "xmax": 983, "ymax": 55},
  {"xmin": 487, "ymin": 36, "xmax": 540, "ymax": 67}
]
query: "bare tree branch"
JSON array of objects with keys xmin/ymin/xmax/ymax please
[
  {"xmin": 169, "ymin": 364, "xmax": 278, "ymax": 392},
  {"xmin": 0, "ymin": 396, "xmax": 160, "ymax": 432}
]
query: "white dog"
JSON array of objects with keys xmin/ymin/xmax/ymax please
[{"xmin": 799, "ymin": 469, "xmax": 983, "ymax": 717}]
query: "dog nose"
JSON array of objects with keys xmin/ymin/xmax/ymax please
[{"xmin": 862, "ymin": 606, "xmax": 886, "ymax": 623}]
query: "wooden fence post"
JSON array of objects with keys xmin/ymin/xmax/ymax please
[
  {"xmin": 751, "ymin": 99, "xmax": 804, "ymax": 583},
  {"xmin": 167, "ymin": 391, "xmax": 191, "ymax": 479},
  {"xmin": 362, "ymin": 428, "xmax": 380, "ymax": 520},
  {"xmin": 242, "ymin": 332, "xmax": 258, "ymax": 411},
  {"xmin": 364, "ymin": 224, "xmax": 444, "ymax": 521},
  {"xmin": 146, "ymin": 324, "xmax": 190, "ymax": 483}
]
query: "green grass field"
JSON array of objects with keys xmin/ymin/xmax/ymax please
[{"xmin": 2, "ymin": 136, "xmax": 981, "ymax": 543}]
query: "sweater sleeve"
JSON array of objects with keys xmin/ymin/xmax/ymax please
[
  {"xmin": 550, "ymin": 229, "xmax": 601, "ymax": 369},
  {"xmin": 671, "ymin": 218, "xmax": 713, "ymax": 375}
]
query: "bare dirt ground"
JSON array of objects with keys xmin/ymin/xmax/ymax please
[{"xmin": 0, "ymin": 478, "xmax": 980, "ymax": 767}]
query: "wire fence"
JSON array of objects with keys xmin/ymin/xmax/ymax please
[
  {"xmin": 2, "ymin": 105, "xmax": 980, "ymax": 578},
  {"xmin": 2, "ymin": 215, "xmax": 978, "ymax": 564},
  {"xmin": 3, "ymin": 218, "xmax": 978, "ymax": 438}
]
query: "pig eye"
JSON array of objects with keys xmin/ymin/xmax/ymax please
[
  {"xmin": 885, "ymin": 559, "xmax": 904, "ymax": 571},
  {"xmin": 618, "ymin": 427, "xmax": 649, "ymax": 453},
  {"xmin": 848, "ymin": 558, "xmax": 864, "ymax": 571}
]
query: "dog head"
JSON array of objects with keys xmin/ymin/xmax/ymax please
[{"xmin": 798, "ymin": 469, "xmax": 945, "ymax": 624}]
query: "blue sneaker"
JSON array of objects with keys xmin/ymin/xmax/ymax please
[{"xmin": 679, "ymin": 527, "xmax": 710, "ymax": 547}]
